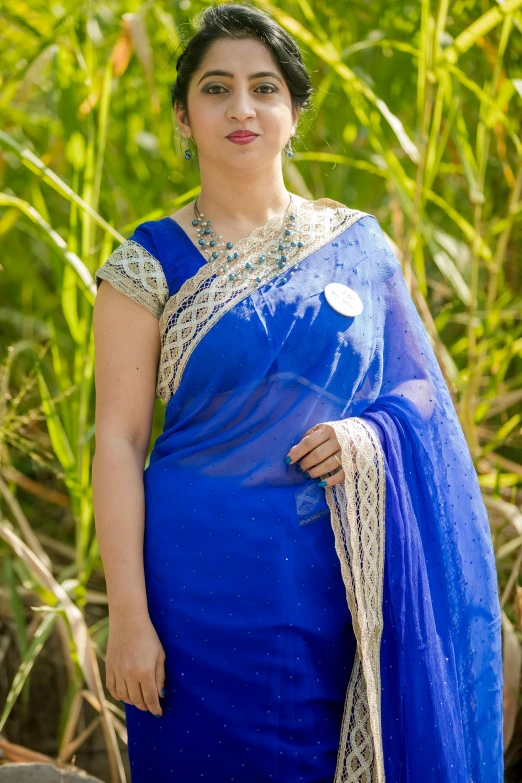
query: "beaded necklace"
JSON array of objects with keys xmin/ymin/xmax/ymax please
[{"xmin": 190, "ymin": 193, "xmax": 304, "ymax": 283}]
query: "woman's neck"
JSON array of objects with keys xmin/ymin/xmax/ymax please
[{"xmin": 196, "ymin": 170, "xmax": 293, "ymax": 235}]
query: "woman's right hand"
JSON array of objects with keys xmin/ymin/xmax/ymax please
[{"xmin": 106, "ymin": 610, "xmax": 166, "ymax": 716}]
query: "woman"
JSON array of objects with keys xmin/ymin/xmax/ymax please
[{"xmin": 92, "ymin": 4, "xmax": 503, "ymax": 782}]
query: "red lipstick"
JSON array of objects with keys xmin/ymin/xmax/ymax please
[{"xmin": 227, "ymin": 130, "xmax": 259, "ymax": 145}]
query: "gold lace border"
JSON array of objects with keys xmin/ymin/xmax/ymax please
[
  {"xmin": 156, "ymin": 199, "xmax": 372, "ymax": 405},
  {"xmin": 324, "ymin": 417, "xmax": 386, "ymax": 783}
]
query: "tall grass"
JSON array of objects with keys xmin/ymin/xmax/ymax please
[{"xmin": 0, "ymin": 1, "xmax": 521, "ymax": 780}]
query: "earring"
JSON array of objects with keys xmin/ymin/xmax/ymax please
[
  {"xmin": 286, "ymin": 137, "xmax": 294, "ymax": 157},
  {"xmin": 184, "ymin": 137, "xmax": 192, "ymax": 160}
]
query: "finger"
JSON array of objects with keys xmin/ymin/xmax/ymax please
[
  {"xmin": 303, "ymin": 453, "xmax": 343, "ymax": 479},
  {"xmin": 114, "ymin": 674, "xmax": 130, "ymax": 704},
  {"xmin": 106, "ymin": 667, "xmax": 117, "ymax": 701},
  {"xmin": 141, "ymin": 675, "xmax": 163, "ymax": 716},
  {"xmin": 155, "ymin": 653, "xmax": 166, "ymax": 699},
  {"xmin": 317, "ymin": 468, "xmax": 345, "ymax": 488},
  {"xmin": 127, "ymin": 676, "xmax": 149, "ymax": 712},
  {"xmin": 286, "ymin": 424, "xmax": 331, "ymax": 464},
  {"xmin": 297, "ymin": 440, "xmax": 340, "ymax": 474}
]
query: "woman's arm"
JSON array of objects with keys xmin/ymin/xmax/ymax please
[
  {"xmin": 92, "ymin": 279, "xmax": 165, "ymax": 715},
  {"xmin": 93, "ymin": 278, "xmax": 159, "ymax": 613}
]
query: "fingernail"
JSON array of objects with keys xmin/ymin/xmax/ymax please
[
  {"xmin": 318, "ymin": 480, "xmax": 327, "ymax": 487},
  {"xmin": 161, "ymin": 687, "xmax": 165, "ymax": 698},
  {"xmin": 119, "ymin": 700, "xmax": 125, "ymax": 703},
  {"xmin": 154, "ymin": 713, "xmax": 162, "ymax": 718},
  {"xmin": 284, "ymin": 455, "xmax": 292, "ymax": 464},
  {"xmin": 296, "ymin": 464, "xmax": 303, "ymax": 472},
  {"xmin": 304, "ymin": 472, "xmax": 311, "ymax": 479}
]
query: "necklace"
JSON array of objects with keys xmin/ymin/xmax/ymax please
[{"xmin": 190, "ymin": 193, "xmax": 304, "ymax": 283}]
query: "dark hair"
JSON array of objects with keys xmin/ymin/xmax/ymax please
[{"xmin": 170, "ymin": 3, "xmax": 313, "ymax": 128}]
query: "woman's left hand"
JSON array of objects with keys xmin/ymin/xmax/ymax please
[{"xmin": 285, "ymin": 423, "xmax": 344, "ymax": 487}]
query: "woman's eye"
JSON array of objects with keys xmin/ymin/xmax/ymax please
[{"xmin": 203, "ymin": 84, "xmax": 277, "ymax": 95}]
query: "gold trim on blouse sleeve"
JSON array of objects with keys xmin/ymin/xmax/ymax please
[
  {"xmin": 95, "ymin": 239, "xmax": 169, "ymax": 319},
  {"xmin": 323, "ymin": 416, "xmax": 386, "ymax": 783}
]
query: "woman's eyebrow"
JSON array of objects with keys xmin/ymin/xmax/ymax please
[{"xmin": 197, "ymin": 70, "xmax": 284, "ymax": 85}]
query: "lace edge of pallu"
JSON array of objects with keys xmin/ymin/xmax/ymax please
[
  {"xmin": 323, "ymin": 417, "xmax": 386, "ymax": 783},
  {"xmin": 157, "ymin": 200, "xmax": 374, "ymax": 406}
]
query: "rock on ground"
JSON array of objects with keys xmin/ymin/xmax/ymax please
[{"xmin": 0, "ymin": 763, "xmax": 106, "ymax": 782}]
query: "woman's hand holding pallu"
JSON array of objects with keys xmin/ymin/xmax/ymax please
[{"xmin": 285, "ymin": 423, "xmax": 344, "ymax": 487}]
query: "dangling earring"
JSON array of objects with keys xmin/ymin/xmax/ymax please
[
  {"xmin": 286, "ymin": 137, "xmax": 294, "ymax": 157},
  {"xmin": 184, "ymin": 136, "xmax": 192, "ymax": 160}
]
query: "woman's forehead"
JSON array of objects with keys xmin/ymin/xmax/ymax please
[{"xmin": 195, "ymin": 37, "xmax": 281, "ymax": 75}]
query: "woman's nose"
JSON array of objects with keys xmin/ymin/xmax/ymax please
[{"xmin": 226, "ymin": 92, "xmax": 256, "ymax": 121}]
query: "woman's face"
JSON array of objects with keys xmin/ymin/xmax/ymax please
[{"xmin": 176, "ymin": 37, "xmax": 298, "ymax": 170}]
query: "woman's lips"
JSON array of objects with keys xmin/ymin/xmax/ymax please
[{"xmin": 227, "ymin": 132, "xmax": 258, "ymax": 145}]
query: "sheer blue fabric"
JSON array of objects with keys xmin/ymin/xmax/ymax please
[{"xmin": 96, "ymin": 208, "xmax": 503, "ymax": 782}]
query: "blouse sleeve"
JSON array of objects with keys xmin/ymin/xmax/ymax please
[{"xmin": 94, "ymin": 237, "xmax": 169, "ymax": 319}]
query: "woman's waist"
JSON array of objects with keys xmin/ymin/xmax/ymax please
[
  {"xmin": 146, "ymin": 448, "xmax": 311, "ymax": 488},
  {"xmin": 144, "ymin": 453, "xmax": 329, "ymax": 527}
]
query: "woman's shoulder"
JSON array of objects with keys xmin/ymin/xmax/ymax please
[
  {"xmin": 93, "ymin": 221, "xmax": 169, "ymax": 319},
  {"xmin": 309, "ymin": 196, "xmax": 379, "ymax": 233},
  {"xmin": 307, "ymin": 197, "xmax": 388, "ymax": 251},
  {"xmin": 93, "ymin": 219, "xmax": 165, "ymax": 289},
  {"xmin": 309, "ymin": 198, "xmax": 401, "ymax": 275},
  {"xmin": 127, "ymin": 215, "xmax": 180, "ymax": 255},
  {"xmin": 94, "ymin": 213, "xmax": 198, "ymax": 317}
]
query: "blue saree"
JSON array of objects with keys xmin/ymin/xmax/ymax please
[{"xmin": 95, "ymin": 197, "xmax": 503, "ymax": 782}]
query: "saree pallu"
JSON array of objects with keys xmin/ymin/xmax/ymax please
[{"xmin": 95, "ymin": 197, "xmax": 503, "ymax": 782}]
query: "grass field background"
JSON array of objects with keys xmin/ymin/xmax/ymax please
[{"xmin": 0, "ymin": 1, "xmax": 521, "ymax": 779}]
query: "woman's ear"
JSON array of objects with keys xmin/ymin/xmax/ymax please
[
  {"xmin": 291, "ymin": 106, "xmax": 301, "ymax": 137},
  {"xmin": 174, "ymin": 101, "xmax": 191, "ymax": 139}
]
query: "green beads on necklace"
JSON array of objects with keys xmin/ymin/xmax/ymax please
[{"xmin": 191, "ymin": 195, "xmax": 300, "ymax": 285}]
